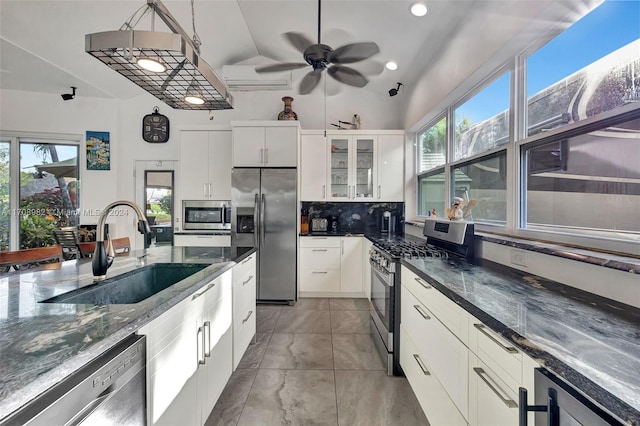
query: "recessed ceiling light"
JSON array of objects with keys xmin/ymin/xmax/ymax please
[
  {"xmin": 385, "ymin": 61, "xmax": 398, "ymax": 71},
  {"xmin": 410, "ymin": 3, "xmax": 428, "ymax": 17}
]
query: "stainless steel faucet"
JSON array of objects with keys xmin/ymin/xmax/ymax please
[{"xmin": 92, "ymin": 200, "xmax": 151, "ymax": 280}]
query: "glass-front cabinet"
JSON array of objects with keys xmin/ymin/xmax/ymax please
[{"xmin": 328, "ymin": 135, "xmax": 377, "ymax": 200}]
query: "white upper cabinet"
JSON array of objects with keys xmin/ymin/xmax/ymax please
[
  {"xmin": 180, "ymin": 130, "xmax": 232, "ymax": 200},
  {"xmin": 376, "ymin": 134, "xmax": 404, "ymax": 201},
  {"xmin": 232, "ymin": 122, "xmax": 299, "ymax": 167},
  {"xmin": 301, "ymin": 130, "xmax": 404, "ymax": 202},
  {"xmin": 300, "ymin": 134, "xmax": 328, "ymax": 201}
]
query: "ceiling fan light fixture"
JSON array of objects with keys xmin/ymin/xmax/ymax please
[
  {"xmin": 410, "ymin": 3, "xmax": 428, "ymax": 17},
  {"xmin": 385, "ymin": 61, "xmax": 398, "ymax": 71},
  {"xmin": 137, "ymin": 56, "xmax": 166, "ymax": 73}
]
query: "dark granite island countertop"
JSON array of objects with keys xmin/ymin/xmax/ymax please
[
  {"xmin": 0, "ymin": 245, "xmax": 255, "ymax": 421},
  {"xmin": 401, "ymin": 256, "xmax": 640, "ymax": 425}
]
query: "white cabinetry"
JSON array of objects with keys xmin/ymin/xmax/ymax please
[
  {"xmin": 300, "ymin": 130, "xmax": 404, "ymax": 202},
  {"xmin": 138, "ymin": 270, "xmax": 233, "ymax": 426},
  {"xmin": 174, "ymin": 234, "xmax": 231, "ymax": 247},
  {"xmin": 232, "ymin": 253, "xmax": 257, "ymax": 370},
  {"xmin": 400, "ymin": 265, "xmax": 539, "ymax": 426},
  {"xmin": 300, "ymin": 134, "xmax": 327, "ymax": 201},
  {"xmin": 362, "ymin": 238, "xmax": 373, "ymax": 300},
  {"xmin": 232, "ymin": 122, "xmax": 299, "ymax": 167},
  {"xmin": 180, "ymin": 130, "xmax": 232, "ymax": 200},
  {"xmin": 299, "ymin": 236, "xmax": 364, "ymax": 296}
]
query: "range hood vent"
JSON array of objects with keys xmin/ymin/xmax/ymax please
[
  {"xmin": 223, "ymin": 65, "xmax": 291, "ymax": 91},
  {"xmin": 85, "ymin": 0, "xmax": 233, "ymax": 110}
]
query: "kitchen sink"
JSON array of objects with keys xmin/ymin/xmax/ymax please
[{"xmin": 41, "ymin": 263, "xmax": 210, "ymax": 305}]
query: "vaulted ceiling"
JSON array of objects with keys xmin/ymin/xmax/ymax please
[{"xmin": 0, "ymin": 0, "xmax": 598, "ymax": 128}]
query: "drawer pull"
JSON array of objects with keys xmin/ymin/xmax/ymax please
[
  {"xmin": 312, "ymin": 271, "xmax": 328, "ymax": 274},
  {"xmin": 242, "ymin": 310, "xmax": 254, "ymax": 324},
  {"xmin": 192, "ymin": 282, "xmax": 215, "ymax": 300},
  {"xmin": 414, "ymin": 277, "xmax": 432, "ymax": 289},
  {"xmin": 474, "ymin": 367, "xmax": 518, "ymax": 408},
  {"xmin": 242, "ymin": 275, "xmax": 254, "ymax": 286},
  {"xmin": 312, "ymin": 237, "xmax": 328, "ymax": 240},
  {"xmin": 312, "ymin": 249, "xmax": 328, "ymax": 252},
  {"xmin": 413, "ymin": 304, "xmax": 431, "ymax": 320},
  {"xmin": 241, "ymin": 256, "xmax": 253, "ymax": 265},
  {"xmin": 474, "ymin": 324, "xmax": 518, "ymax": 354},
  {"xmin": 413, "ymin": 354, "xmax": 430, "ymax": 375}
]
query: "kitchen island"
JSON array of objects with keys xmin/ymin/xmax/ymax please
[
  {"xmin": 0, "ymin": 245, "xmax": 255, "ymax": 421},
  {"xmin": 402, "ymin": 255, "xmax": 640, "ymax": 425}
]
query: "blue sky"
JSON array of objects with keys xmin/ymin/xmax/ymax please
[{"xmin": 457, "ymin": 0, "xmax": 640, "ymax": 125}]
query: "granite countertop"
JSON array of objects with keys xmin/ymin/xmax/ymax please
[
  {"xmin": 0, "ymin": 245, "xmax": 255, "ymax": 420},
  {"xmin": 401, "ymin": 256, "xmax": 640, "ymax": 425}
]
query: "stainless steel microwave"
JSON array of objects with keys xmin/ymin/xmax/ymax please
[{"xmin": 182, "ymin": 200, "xmax": 231, "ymax": 231}]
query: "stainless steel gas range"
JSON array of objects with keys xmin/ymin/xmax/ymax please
[{"xmin": 369, "ymin": 219, "xmax": 475, "ymax": 376}]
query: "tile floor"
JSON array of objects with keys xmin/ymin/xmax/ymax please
[{"xmin": 205, "ymin": 298, "xmax": 429, "ymax": 426}]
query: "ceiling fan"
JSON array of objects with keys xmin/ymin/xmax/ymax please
[{"xmin": 255, "ymin": 0, "xmax": 380, "ymax": 94}]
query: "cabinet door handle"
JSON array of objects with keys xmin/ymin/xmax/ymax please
[
  {"xmin": 203, "ymin": 183, "xmax": 207, "ymax": 198},
  {"xmin": 197, "ymin": 326, "xmax": 205, "ymax": 365},
  {"xmin": 312, "ymin": 249, "xmax": 327, "ymax": 252},
  {"xmin": 322, "ymin": 184, "xmax": 326, "ymax": 199},
  {"xmin": 341, "ymin": 240, "xmax": 344, "ymax": 255},
  {"xmin": 208, "ymin": 183, "xmax": 212, "ymax": 198},
  {"xmin": 242, "ymin": 310, "xmax": 254, "ymax": 324},
  {"xmin": 413, "ymin": 354, "xmax": 430, "ymax": 375},
  {"xmin": 474, "ymin": 324, "xmax": 518, "ymax": 354},
  {"xmin": 312, "ymin": 271, "xmax": 328, "ymax": 274},
  {"xmin": 474, "ymin": 367, "xmax": 518, "ymax": 408},
  {"xmin": 260, "ymin": 148, "xmax": 264, "ymax": 164},
  {"xmin": 242, "ymin": 275, "xmax": 254, "ymax": 285},
  {"xmin": 203, "ymin": 320, "xmax": 211, "ymax": 357},
  {"xmin": 413, "ymin": 304, "xmax": 431, "ymax": 320},
  {"xmin": 378, "ymin": 185, "xmax": 381, "ymax": 199},
  {"xmin": 192, "ymin": 282, "xmax": 215, "ymax": 300},
  {"xmin": 414, "ymin": 277, "xmax": 432, "ymax": 289},
  {"xmin": 264, "ymin": 148, "xmax": 269, "ymax": 164}
]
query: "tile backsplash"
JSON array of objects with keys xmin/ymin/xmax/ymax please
[{"xmin": 301, "ymin": 202, "xmax": 404, "ymax": 235}]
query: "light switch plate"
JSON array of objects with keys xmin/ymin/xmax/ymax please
[{"xmin": 510, "ymin": 249, "xmax": 527, "ymax": 267}]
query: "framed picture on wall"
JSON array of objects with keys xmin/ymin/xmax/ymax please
[{"xmin": 86, "ymin": 131, "xmax": 110, "ymax": 170}]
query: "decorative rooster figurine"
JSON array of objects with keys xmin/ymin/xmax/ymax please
[{"xmin": 446, "ymin": 197, "xmax": 477, "ymax": 221}]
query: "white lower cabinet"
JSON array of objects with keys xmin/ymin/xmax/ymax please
[
  {"xmin": 232, "ymin": 253, "xmax": 257, "ymax": 370},
  {"xmin": 362, "ymin": 238, "xmax": 373, "ymax": 300},
  {"xmin": 400, "ymin": 265, "xmax": 539, "ymax": 426},
  {"xmin": 299, "ymin": 236, "xmax": 364, "ymax": 296},
  {"xmin": 400, "ymin": 324, "xmax": 467, "ymax": 426},
  {"xmin": 138, "ymin": 269, "xmax": 234, "ymax": 426}
]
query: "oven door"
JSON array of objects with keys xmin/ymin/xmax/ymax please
[{"xmin": 370, "ymin": 259, "xmax": 394, "ymax": 347}]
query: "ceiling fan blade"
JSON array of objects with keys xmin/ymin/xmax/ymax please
[
  {"xmin": 327, "ymin": 65, "xmax": 368, "ymax": 88},
  {"xmin": 255, "ymin": 63, "xmax": 309, "ymax": 73},
  {"xmin": 352, "ymin": 60, "xmax": 385, "ymax": 77},
  {"xmin": 329, "ymin": 42, "xmax": 379, "ymax": 64},
  {"xmin": 299, "ymin": 69, "xmax": 323, "ymax": 94},
  {"xmin": 283, "ymin": 32, "xmax": 314, "ymax": 54}
]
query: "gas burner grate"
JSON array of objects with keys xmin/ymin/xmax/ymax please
[{"xmin": 374, "ymin": 240, "xmax": 449, "ymax": 259}]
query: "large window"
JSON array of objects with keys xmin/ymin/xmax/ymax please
[
  {"xmin": 526, "ymin": 1, "xmax": 640, "ymax": 135},
  {"xmin": 417, "ymin": 168, "xmax": 446, "ymax": 218},
  {"xmin": 19, "ymin": 142, "xmax": 79, "ymax": 249},
  {"xmin": 418, "ymin": 117, "xmax": 447, "ymax": 172},
  {"xmin": 454, "ymin": 72, "xmax": 511, "ymax": 161},
  {"xmin": 523, "ymin": 113, "xmax": 640, "ymax": 240},
  {"xmin": 0, "ymin": 142, "xmax": 10, "ymax": 251},
  {"xmin": 452, "ymin": 152, "xmax": 507, "ymax": 225}
]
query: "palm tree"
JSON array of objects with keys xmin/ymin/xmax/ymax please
[{"xmin": 32, "ymin": 144, "xmax": 76, "ymax": 224}]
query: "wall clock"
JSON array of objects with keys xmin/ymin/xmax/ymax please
[{"xmin": 142, "ymin": 106, "xmax": 170, "ymax": 143}]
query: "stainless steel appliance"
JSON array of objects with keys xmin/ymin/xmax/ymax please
[
  {"xmin": 518, "ymin": 368, "xmax": 623, "ymax": 425},
  {"xmin": 231, "ymin": 168, "xmax": 297, "ymax": 303},
  {"xmin": 182, "ymin": 200, "xmax": 231, "ymax": 231},
  {"xmin": 1, "ymin": 334, "xmax": 146, "ymax": 426},
  {"xmin": 369, "ymin": 219, "xmax": 475, "ymax": 375},
  {"xmin": 311, "ymin": 217, "xmax": 328, "ymax": 232}
]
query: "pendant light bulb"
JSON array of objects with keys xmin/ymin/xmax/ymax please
[
  {"xmin": 184, "ymin": 80, "xmax": 205, "ymax": 105},
  {"xmin": 137, "ymin": 56, "xmax": 166, "ymax": 73}
]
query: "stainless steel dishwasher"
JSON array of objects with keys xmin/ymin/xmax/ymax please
[{"xmin": 1, "ymin": 334, "xmax": 146, "ymax": 426}]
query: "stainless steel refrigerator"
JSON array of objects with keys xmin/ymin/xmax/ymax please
[{"xmin": 231, "ymin": 168, "xmax": 297, "ymax": 303}]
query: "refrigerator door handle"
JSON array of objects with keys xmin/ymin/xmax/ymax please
[
  {"xmin": 253, "ymin": 193, "xmax": 259, "ymax": 247},
  {"xmin": 260, "ymin": 194, "xmax": 266, "ymax": 245}
]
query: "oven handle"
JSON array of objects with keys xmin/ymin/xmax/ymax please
[
  {"xmin": 370, "ymin": 259, "xmax": 394, "ymax": 287},
  {"xmin": 518, "ymin": 387, "xmax": 549, "ymax": 426}
]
